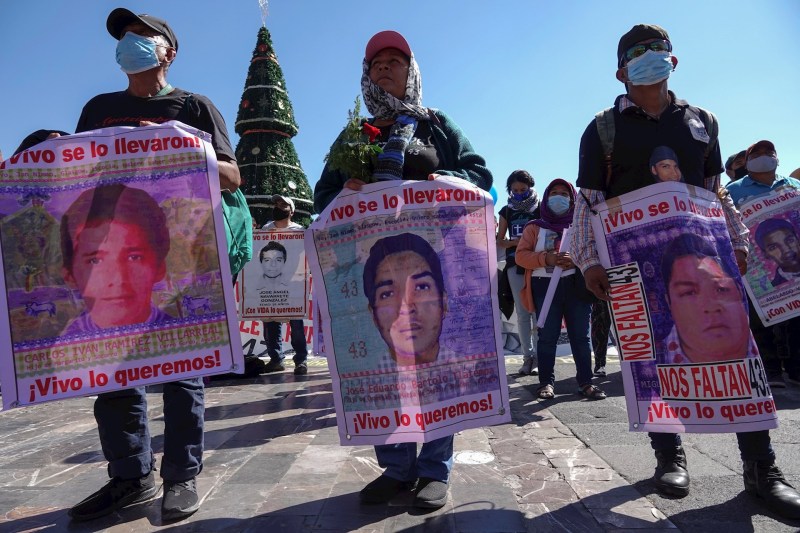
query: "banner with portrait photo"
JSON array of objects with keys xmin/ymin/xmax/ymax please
[
  {"xmin": 737, "ymin": 187, "xmax": 800, "ymax": 326},
  {"xmin": 236, "ymin": 229, "xmax": 309, "ymax": 320},
  {"xmin": 589, "ymin": 181, "xmax": 777, "ymax": 434},
  {"xmin": 307, "ymin": 177, "xmax": 510, "ymax": 445},
  {"xmin": 0, "ymin": 122, "xmax": 244, "ymax": 409}
]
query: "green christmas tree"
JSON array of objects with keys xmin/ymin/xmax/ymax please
[{"xmin": 235, "ymin": 26, "xmax": 313, "ymax": 227}]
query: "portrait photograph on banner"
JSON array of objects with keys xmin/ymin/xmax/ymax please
[
  {"xmin": 0, "ymin": 123, "xmax": 243, "ymax": 408},
  {"xmin": 589, "ymin": 181, "xmax": 776, "ymax": 434},
  {"xmin": 736, "ymin": 187, "xmax": 800, "ymax": 326},
  {"xmin": 307, "ymin": 177, "xmax": 510, "ymax": 445},
  {"xmin": 236, "ymin": 229, "xmax": 309, "ymax": 320}
]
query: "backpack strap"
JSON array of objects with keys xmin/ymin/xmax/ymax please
[
  {"xmin": 687, "ymin": 106, "xmax": 720, "ymax": 190},
  {"xmin": 594, "ymin": 107, "xmax": 615, "ymax": 190},
  {"xmin": 177, "ymin": 91, "xmax": 195, "ymax": 123},
  {"xmin": 691, "ymin": 107, "xmax": 718, "ymax": 161}
]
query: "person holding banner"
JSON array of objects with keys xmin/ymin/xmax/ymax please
[
  {"xmin": 515, "ymin": 179, "xmax": 606, "ymax": 401},
  {"xmin": 496, "ymin": 170, "xmax": 541, "ymax": 376},
  {"xmin": 569, "ymin": 23, "xmax": 800, "ymax": 518},
  {"xmin": 314, "ymin": 30, "xmax": 492, "ymax": 509},
  {"xmin": 262, "ymin": 194, "xmax": 309, "ymax": 375},
  {"xmin": 68, "ymin": 8, "xmax": 245, "ymax": 522},
  {"xmin": 726, "ymin": 141, "xmax": 800, "ymax": 387}
]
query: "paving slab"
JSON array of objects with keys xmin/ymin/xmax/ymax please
[{"xmin": 0, "ymin": 356, "xmax": 676, "ymax": 531}]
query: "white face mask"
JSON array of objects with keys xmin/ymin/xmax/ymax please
[{"xmin": 746, "ymin": 155, "xmax": 779, "ymax": 173}]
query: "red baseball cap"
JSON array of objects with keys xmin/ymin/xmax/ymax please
[
  {"xmin": 745, "ymin": 140, "xmax": 776, "ymax": 160},
  {"xmin": 365, "ymin": 30, "xmax": 411, "ymax": 62}
]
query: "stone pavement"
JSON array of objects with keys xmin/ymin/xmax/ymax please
[{"xmin": 1, "ymin": 356, "xmax": 674, "ymax": 532}]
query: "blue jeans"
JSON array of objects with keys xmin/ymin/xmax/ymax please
[
  {"xmin": 532, "ymin": 275, "xmax": 593, "ymax": 388},
  {"xmin": 649, "ymin": 431, "xmax": 775, "ymax": 463},
  {"xmin": 374, "ymin": 435, "xmax": 454, "ymax": 482},
  {"xmin": 507, "ymin": 267, "xmax": 538, "ymax": 359},
  {"xmin": 94, "ymin": 378, "xmax": 204, "ymax": 482},
  {"xmin": 265, "ymin": 320, "xmax": 308, "ymax": 365}
]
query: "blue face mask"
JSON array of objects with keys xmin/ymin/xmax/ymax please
[
  {"xmin": 626, "ymin": 50, "xmax": 673, "ymax": 86},
  {"xmin": 511, "ymin": 190, "xmax": 531, "ymax": 202},
  {"xmin": 116, "ymin": 32, "xmax": 161, "ymax": 74},
  {"xmin": 547, "ymin": 195, "xmax": 570, "ymax": 215}
]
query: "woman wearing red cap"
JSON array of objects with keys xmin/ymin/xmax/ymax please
[{"xmin": 314, "ymin": 30, "xmax": 492, "ymax": 509}]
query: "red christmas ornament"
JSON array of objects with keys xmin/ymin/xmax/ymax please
[{"xmin": 242, "ymin": 100, "xmax": 250, "ymax": 109}]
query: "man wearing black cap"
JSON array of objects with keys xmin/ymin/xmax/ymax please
[
  {"xmin": 69, "ymin": 7, "xmax": 243, "ymax": 523},
  {"xmin": 725, "ymin": 150, "xmax": 748, "ymax": 182},
  {"xmin": 569, "ymin": 24, "xmax": 800, "ymax": 519}
]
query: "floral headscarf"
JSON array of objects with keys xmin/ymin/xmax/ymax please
[{"xmin": 360, "ymin": 52, "xmax": 429, "ymax": 121}]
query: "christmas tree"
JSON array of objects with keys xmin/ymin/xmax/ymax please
[{"xmin": 234, "ymin": 26, "xmax": 313, "ymax": 227}]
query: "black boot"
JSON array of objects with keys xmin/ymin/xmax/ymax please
[
  {"xmin": 743, "ymin": 461, "xmax": 800, "ymax": 519},
  {"xmin": 653, "ymin": 446, "xmax": 690, "ymax": 496}
]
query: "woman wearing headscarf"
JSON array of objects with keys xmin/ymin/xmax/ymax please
[
  {"xmin": 515, "ymin": 179, "xmax": 606, "ymax": 401},
  {"xmin": 497, "ymin": 170, "xmax": 540, "ymax": 376},
  {"xmin": 314, "ymin": 31, "xmax": 492, "ymax": 509}
]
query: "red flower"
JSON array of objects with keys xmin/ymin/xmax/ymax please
[{"xmin": 362, "ymin": 122, "xmax": 381, "ymax": 143}]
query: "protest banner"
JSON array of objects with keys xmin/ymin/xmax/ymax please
[
  {"xmin": 737, "ymin": 187, "xmax": 800, "ymax": 326},
  {"xmin": 307, "ymin": 177, "xmax": 510, "ymax": 445},
  {"xmin": 589, "ymin": 181, "xmax": 776, "ymax": 433},
  {"xmin": 0, "ymin": 122, "xmax": 244, "ymax": 409},
  {"xmin": 237, "ymin": 282, "xmax": 315, "ymax": 357},
  {"xmin": 236, "ymin": 229, "xmax": 309, "ymax": 320}
]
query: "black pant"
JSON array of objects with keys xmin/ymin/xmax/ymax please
[{"xmin": 591, "ymin": 301, "xmax": 612, "ymax": 367}]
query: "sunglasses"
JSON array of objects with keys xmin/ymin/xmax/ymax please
[{"xmin": 623, "ymin": 39, "xmax": 672, "ymax": 63}]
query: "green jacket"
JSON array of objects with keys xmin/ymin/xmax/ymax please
[{"xmin": 314, "ymin": 109, "xmax": 493, "ymax": 213}]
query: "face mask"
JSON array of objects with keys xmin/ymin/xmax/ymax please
[
  {"xmin": 116, "ymin": 32, "xmax": 161, "ymax": 74},
  {"xmin": 733, "ymin": 166, "xmax": 748, "ymax": 180},
  {"xmin": 746, "ymin": 155, "xmax": 778, "ymax": 173},
  {"xmin": 547, "ymin": 195, "xmax": 570, "ymax": 215},
  {"xmin": 626, "ymin": 50, "xmax": 673, "ymax": 86},
  {"xmin": 511, "ymin": 190, "xmax": 531, "ymax": 201},
  {"xmin": 272, "ymin": 208, "xmax": 291, "ymax": 221}
]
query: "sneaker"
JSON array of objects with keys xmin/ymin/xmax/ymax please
[
  {"xmin": 594, "ymin": 365, "xmax": 607, "ymax": 377},
  {"xmin": 518, "ymin": 358, "xmax": 536, "ymax": 376},
  {"xmin": 162, "ymin": 477, "xmax": 200, "ymax": 522},
  {"xmin": 360, "ymin": 474, "xmax": 415, "ymax": 504},
  {"xmin": 69, "ymin": 471, "xmax": 157, "ymax": 522},
  {"xmin": 414, "ymin": 477, "xmax": 449, "ymax": 509},
  {"xmin": 294, "ymin": 362, "xmax": 308, "ymax": 375},
  {"xmin": 768, "ymin": 372, "xmax": 786, "ymax": 389},
  {"xmin": 263, "ymin": 359, "xmax": 285, "ymax": 373},
  {"xmin": 243, "ymin": 356, "xmax": 267, "ymax": 377}
]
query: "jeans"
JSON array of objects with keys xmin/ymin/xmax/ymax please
[
  {"xmin": 265, "ymin": 320, "xmax": 308, "ymax": 365},
  {"xmin": 507, "ymin": 267, "xmax": 538, "ymax": 359},
  {"xmin": 94, "ymin": 378, "xmax": 204, "ymax": 482},
  {"xmin": 374, "ymin": 435, "xmax": 454, "ymax": 482},
  {"xmin": 591, "ymin": 301, "xmax": 612, "ymax": 368},
  {"xmin": 532, "ymin": 275, "xmax": 593, "ymax": 388},
  {"xmin": 649, "ymin": 430, "xmax": 775, "ymax": 463}
]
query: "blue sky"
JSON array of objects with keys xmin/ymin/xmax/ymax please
[{"xmin": 2, "ymin": 1, "xmax": 798, "ymax": 213}]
